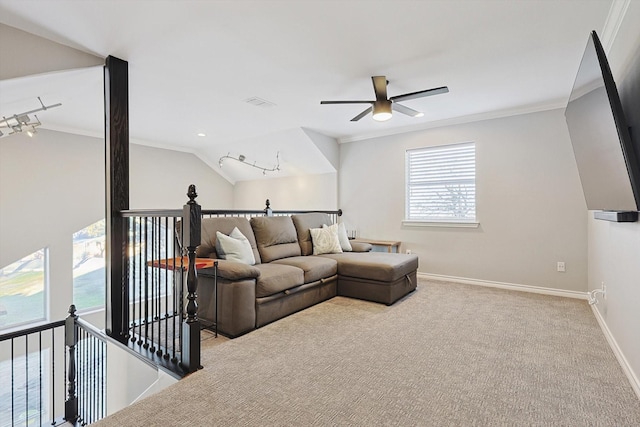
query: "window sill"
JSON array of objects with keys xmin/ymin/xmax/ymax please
[{"xmin": 402, "ymin": 220, "xmax": 480, "ymax": 228}]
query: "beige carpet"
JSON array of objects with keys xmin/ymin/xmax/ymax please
[{"xmin": 95, "ymin": 279, "xmax": 640, "ymax": 426}]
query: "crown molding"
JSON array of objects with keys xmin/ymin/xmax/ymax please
[
  {"xmin": 601, "ymin": 0, "xmax": 631, "ymax": 53},
  {"xmin": 338, "ymin": 99, "xmax": 566, "ymax": 144}
]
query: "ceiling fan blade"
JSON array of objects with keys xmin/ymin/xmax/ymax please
[
  {"xmin": 390, "ymin": 86, "xmax": 449, "ymax": 102},
  {"xmin": 371, "ymin": 76, "xmax": 388, "ymax": 102},
  {"xmin": 351, "ymin": 106, "xmax": 373, "ymax": 121},
  {"xmin": 392, "ymin": 102, "xmax": 423, "ymax": 117},
  {"xmin": 320, "ymin": 100, "xmax": 373, "ymax": 105}
]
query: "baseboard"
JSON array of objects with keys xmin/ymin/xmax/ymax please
[
  {"xmin": 418, "ymin": 272, "xmax": 589, "ymax": 300},
  {"xmin": 591, "ymin": 305, "xmax": 640, "ymax": 400}
]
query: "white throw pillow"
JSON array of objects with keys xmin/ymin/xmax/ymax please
[
  {"xmin": 310, "ymin": 226, "xmax": 343, "ymax": 255},
  {"xmin": 323, "ymin": 223, "xmax": 352, "ymax": 252},
  {"xmin": 215, "ymin": 227, "xmax": 256, "ymax": 265}
]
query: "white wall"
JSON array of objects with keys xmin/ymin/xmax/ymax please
[
  {"xmin": 1, "ymin": 130, "xmax": 105, "ymax": 322},
  {"xmin": 587, "ymin": 1, "xmax": 640, "ymax": 395},
  {"xmin": 0, "ymin": 129, "xmax": 233, "ymax": 323},
  {"xmin": 130, "ymin": 144, "xmax": 233, "ymax": 209},
  {"xmin": 106, "ymin": 340, "xmax": 177, "ymax": 416},
  {"xmin": 233, "ymin": 172, "xmax": 337, "ymax": 210},
  {"xmin": 339, "ymin": 109, "xmax": 588, "ymax": 292}
]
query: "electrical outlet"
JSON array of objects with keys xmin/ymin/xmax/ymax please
[
  {"xmin": 557, "ymin": 261, "xmax": 566, "ymax": 272},
  {"xmin": 405, "ymin": 249, "xmax": 412, "ymax": 255}
]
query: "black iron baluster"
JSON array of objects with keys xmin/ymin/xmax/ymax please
[
  {"xmin": 100, "ymin": 342, "xmax": 107, "ymax": 418},
  {"xmin": 25, "ymin": 333, "xmax": 29, "ymax": 426},
  {"xmin": 214, "ymin": 261, "xmax": 218, "ymax": 338},
  {"xmin": 78, "ymin": 329, "xmax": 82, "ymax": 425},
  {"xmin": 143, "ymin": 217, "xmax": 149, "ymax": 349},
  {"xmin": 11, "ymin": 339, "xmax": 14, "ymax": 425},
  {"xmin": 163, "ymin": 216, "xmax": 169, "ymax": 358},
  {"xmin": 92, "ymin": 334, "xmax": 96, "ymax": 424},
  {"xmin": 84, "ymin": 330, "xmax": 88, "ymax": 425},
  {"xmin": 39, "ymin": 331, "xmax": 42, "ymax": 427},
  {"xmin": 51, "ymin": 328, "xmax": 56, "ymax": 426},
  {"xmin": 84, "ymin": 329, "xmax": 88, "ymax": 425},
  {"xmin": 78, "ymin": 329, "xmax": 83, "ymax": 425},
  {"xmin": 155, "ymin": 216, "xmax": 161, "ymax": 354},
  {"xmin": 63, "ymin": 334, "xmax": 67, "ymax": 420},
  {"xmin": 137, "ymin": 217, "xmax": 143, "ymax": 345},
  {"xmin": 171, "ymin": 227, "xmax": 178, "ymax": 363},
  {"xmin": 149, "ymin": 217, "xmax": 156, "ymax": 353},
  {"xmin": 130, "ymin": 217, "xmax": 137, "ymax": 343}
]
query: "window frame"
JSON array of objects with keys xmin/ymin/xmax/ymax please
[
  {"xmin": 0, "ymin": 247, "xmax": 49, "ymax": 332},
  {"xmin": 403, "ymin": 142, "xmax": 479, "ymax": 228}
]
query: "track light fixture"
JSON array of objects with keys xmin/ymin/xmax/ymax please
[
  {"xmin": 0, "ymin": 97, "xmax": 61, "ymax": 138},
  {"xmin": 218, "ymin": 152, "xmax": 281, "ymax": 175}
]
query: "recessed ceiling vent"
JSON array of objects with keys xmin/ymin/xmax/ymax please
[{"xmin": 244, "ymin": 97, "xmax": 276, "ymax": 108}]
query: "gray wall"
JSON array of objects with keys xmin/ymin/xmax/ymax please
[{"xmin": 339, "ymin": 109, "xmax": 588, "ymax": 292}]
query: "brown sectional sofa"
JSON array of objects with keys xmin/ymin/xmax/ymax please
[{"xmin": 196, "ymin": 212, "xmax": 418, "ymax": 337}]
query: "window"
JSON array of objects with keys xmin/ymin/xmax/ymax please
[
  {"xmin": 0, "ymin": 249, "xmax": 48, "ymax": 331},
  {"xmin": 73, "ymin": 219, "xmax": 106, "ymax": 311},
  {"xmin": 405, "ymin": 142, "xmax": 476, "ymax": 224}
]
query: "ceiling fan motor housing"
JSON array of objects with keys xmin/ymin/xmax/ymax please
[{"xmin": 372, "ymin": 100, "xmax": 392, "ymax": 121}]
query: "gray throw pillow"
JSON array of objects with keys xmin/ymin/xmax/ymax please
[{"xmin": 215, "ymin": 227, "xmax": 256, "ymax": 265}]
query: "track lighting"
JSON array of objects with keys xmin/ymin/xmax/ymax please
[
  {"xmin": 0, "ymin": 97, "xmax": 61, "ymax": 138},
  {"xmin": 218, "ymin": 152, "xmax": 280, "ymax": 175}
]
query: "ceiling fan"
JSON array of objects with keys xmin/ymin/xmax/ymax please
[{"xmin": 321, "ymin": 76, "xmax": 448, "ymax": 122}]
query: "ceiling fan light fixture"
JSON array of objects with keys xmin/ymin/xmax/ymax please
[
  {"xmin": 372, "ymin": 100, "xmax": 392, "ymax": 122},
  {"xmin": 321, "ymin": 76, "xmax": 448, "ymax": 122}
]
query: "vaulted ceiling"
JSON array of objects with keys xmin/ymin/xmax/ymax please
[{"xmin": 0, "ymin": 0, "xmax": 617, "ymax": 182}]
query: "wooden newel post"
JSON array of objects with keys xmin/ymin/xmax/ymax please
[
  {"xmin": 64, "ymin": 305, "xmax": 78, "ymax": 423},
  {"xmin": 182, "ymin": 184, "xmax": 201, "ymax": 372}
]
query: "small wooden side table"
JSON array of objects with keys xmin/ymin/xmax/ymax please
[
  {"xmin": 147, "ymin": 257, "xmax": 215, "ymax": 270},
  {"xmin": 352, "ymin": 238, "xmax": 401, "ymax": 253}
]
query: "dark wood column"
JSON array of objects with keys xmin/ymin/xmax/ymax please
[{"xmin": 104, "ymin": 55, "xmax": 129, "ymax": 342}]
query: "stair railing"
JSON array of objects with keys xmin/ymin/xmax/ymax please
[{"xmin": 0, "ymin": 304, "xmax": 106, "ymax": 426}]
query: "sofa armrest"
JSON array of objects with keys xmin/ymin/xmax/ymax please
[
  {"xmin": 350, "ymin": 241, "xmax": 373, "ymax": 252},
  {"xmin": 199, "ymin": 259, "xmax": 261, "ymax": 281}
]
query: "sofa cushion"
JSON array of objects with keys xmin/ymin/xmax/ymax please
[
  {"xmin": 215, "ymin": 227, "xmax": 256, "ymax": 265},
  {"xmin": 320, "ymin": 252, "xmax": 419, "ymax": 282},
  {"xmin": 272, "ymin": 256, "xmax": 338, "ymax": 284},
  {"xmin": 251, "ymin": 216, "xmax": 301, "ymax": 263},
  {"xmin": 254, "ymin": 263, "xmax": 304, "ymax": 297},
  {"xmin": 197, "ymin": 217, "xmax": 261, "ymax": 264},
  {"xmin": 310, "ymin": 226, "xmax": 343, "ymax": 255},
  {"xmin": 291, "ymin": 213, "xmax": 333, "ymax": 256}
]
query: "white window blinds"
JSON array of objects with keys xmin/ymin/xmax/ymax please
[{"xmin": 406, "ymin": 142, "xmax": 476, "ymax": 222}]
